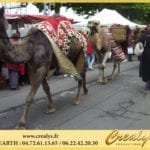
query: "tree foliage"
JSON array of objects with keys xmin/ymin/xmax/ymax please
[{"xmin": 34, "ymin": 3, "xmax": 150, "ymax": 24}]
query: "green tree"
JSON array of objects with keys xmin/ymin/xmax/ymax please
[
  {"xmin": 34, "ymin": 3, "xmax": 150, "ymax": 24},
  {"xmin": 68, "ymin": 3, "xmax": 150, "ymax": 24}
]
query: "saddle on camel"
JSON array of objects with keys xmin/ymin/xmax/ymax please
[{"xmin": 0, "ymin": 7, "xmax": 88, "ymax": 129}]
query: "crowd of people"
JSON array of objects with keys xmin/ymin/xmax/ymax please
[
  {"xmin": 0, "ymin": 60, "xmax": 29, "ymax": 90},
  {"xmin": 117, "ymin": 24, "xmax": 150, "ymax": 90}
]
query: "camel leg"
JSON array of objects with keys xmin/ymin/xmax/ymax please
[
  {"xmin": 73, "ymin": 52, "xmax": 88, "ymax": 105},
  {"xmin": 97, "ymin": 51, "xmax": 110, "ymax": 84},
  {"xmin": 73, "ymin": 69, "xmax": 88, "ymax": 105},
  {"xmin": 16, "ymin": 66, "xmax": 47, "ymax": 129},
  {"xmin": 73, "ymin": 79, "xmax": 82, "ymax": 105},
  {"xmin": 117, "ymin": 61, "xmax": 121, "ymax": 74},
  {"xmin": 107, "ymin": 60, "xmax": 121, "ymax": 80},
  {"xmin": 82, "ymin": 70, "xmax": 88, "ymax": 95},
  {"xmin": 107, "ymin": 61, "xmax": 117, "ymax": 80},
  {"xmin": 42, "ymin": 78, "xmax": 56, "ymax": 113}
]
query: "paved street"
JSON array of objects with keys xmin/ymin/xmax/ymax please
[{"xmin": 0, "ymin": 59, "xmax": 150, "ymax": 129}]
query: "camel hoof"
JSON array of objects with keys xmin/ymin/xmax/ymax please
[
  {"xmin": 44, "ymin": 107, "xmax": 56, "ymax": 114},
  {"xmin": 97, "ymin": 78, "xmax": 107, "ymax": 84},
  {"xmin": 73, "ymin": 97, "xmax": 80, "ymax": 105},
  {"xmin": 84, "ymin": 88, "xmax": 88, "ymax": 95},
  {"xmin": 15, "ymin": 122, "xmax": 26, "ymax": 130},
  {"xmin": 97, "ymin": 79, "xmax": 102, "ymax": 83},
  {"xmin": 103, "ymin": 78, "xmax": 108, "ymax": 84},
  {"xmin": 107, "ymin": 76, "xmax": 113, "ymax": 80}
]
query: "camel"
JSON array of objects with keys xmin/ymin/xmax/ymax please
[
  {"xmin": 87, "ymin": 20, "xmax": 126, "ymax": 84},
  {"xmin": 0, "ymin": 7, "xmax": 88, "ymax": 129}
]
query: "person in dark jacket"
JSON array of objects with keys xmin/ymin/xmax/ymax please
[{"xmin": 138, "ymin": 24, "xmax": 150, "ymax": 89}]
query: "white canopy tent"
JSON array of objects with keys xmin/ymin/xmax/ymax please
[
  {"xmin": 4, "ymin": 3, "xmax": 40, "ymax": 15},
  {"xmin": 74, "ymin": 8, "xmax": 143, "ymax": 29},
  {"xmin": 60, "ymin": 7, "xmax": 86, "ymax": 23},
  {"xmin": 92, "ymin": 8, "xmax": 140, "ymax": 27}
]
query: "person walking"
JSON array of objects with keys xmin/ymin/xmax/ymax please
[
  {"xmin": 5, "ymin": 63, "xmax": 20, "ymax": 90},
  {"xmin": 138, "ymin": 24, "xmax": 150, "ymax": 89},
  {"xmin": 86, "ymin": 42, "xmax": 95, "ymax": 70},
  {"xmin": 127, "ymin": 27, "xmax": 134, "ymax": 61}
]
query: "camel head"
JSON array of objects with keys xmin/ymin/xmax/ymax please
[
  {"xmin": 87, "ymin": 20, "xmax": 100, "ymax": 34},
  {"xmin": 0, "ymin": 7, "xmax": 8, "ymax": 30}
]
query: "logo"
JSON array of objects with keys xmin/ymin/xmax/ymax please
[{"xmin": 105, "ymin": 129, "xmax": 150, "ymax": 147}]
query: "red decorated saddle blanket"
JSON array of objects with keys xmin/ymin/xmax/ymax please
[
  {"xmin": 103, "ymin": 28, "xmax": 126, "ymax": 61},
  {"xmin": 35, "ymin": 20, "xmax": 87, "ymax": 55}
]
